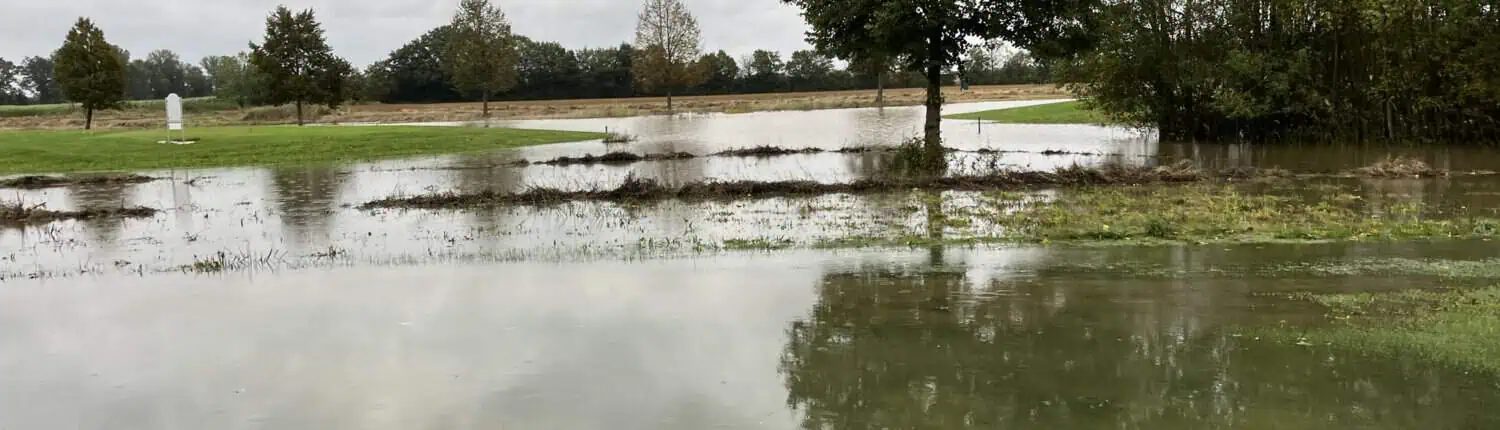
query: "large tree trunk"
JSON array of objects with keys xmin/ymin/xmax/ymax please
[
  {"xmin": 667, "ymin": 90, "xmax": 674, "ymax": 112},
  {"xmin": 876, "ymin": 70, "xmax": 886, "ymax": 107},
  {"xmin": 296, "ymin": 100, "xmax": 304, "ymax": 126},
  {"xmin": 923, "ymin": 61, "xmax": 944, "ymax": 166},
  {"xmin": 85, "ymin": 108, "xmax": 94, "ymax": 130}
]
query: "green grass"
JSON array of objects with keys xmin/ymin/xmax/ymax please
[
  {"xmin": 1288, "ymin": 286, "xmax": 1500, "ymax": 376},
  {"xmin": 0, "ymin": 126, "xmax": 605, "ymax": 174},
  {"xmin": 946, "ymin": 101, "xmax": 1106, "ymax": 124}
]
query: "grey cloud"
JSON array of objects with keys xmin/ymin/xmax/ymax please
[{"xmin": 0, "ymin": 0, "xmax": 813, "ymax": 67}]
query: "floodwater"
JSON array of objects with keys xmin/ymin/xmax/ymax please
[
  {"xmin": 4, "ymin": 101, "xmax": 1500, "ymax": 428},
  {"xmin": 4, "ymin": 247, "xmax": 1499, "ymax": 429}
]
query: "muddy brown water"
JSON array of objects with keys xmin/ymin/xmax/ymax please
[{"xmin": 4, "ymin": 101, "xmax": 1500, "ymax": 427}]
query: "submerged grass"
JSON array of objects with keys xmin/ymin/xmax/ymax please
[
  {"xmin": 0, "ymin": 201, "xmax": 158, "ymax": 226},
  {"xmin": 0, "ymin": 126, "xmax": 604, "ymax": 174},
  {"xmin": 361, "ymin": 163, "xmax": 1208, "ymax": 209},
  {"xmin": 515, "ymin": 151, "xmax": 695, "ymax": 167},
  {"xmin": 990, "ymin": 184, "xmax": 1500, "ymax": 243},
  {"xmin": 714, "ymin": 146, "xmax": 826, "ymax": 157},
  {"xmin": 0, "ymin": 173, "xmax": 157, "ymax": 189},
  {"xmin": 1288, "ymin": 286, "xmax": 1500, "ymax": 376}
]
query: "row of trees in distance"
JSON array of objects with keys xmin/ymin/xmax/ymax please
[{"xmin": 1, "ymin": 0, "xmax": 1050, "ymax": 115}]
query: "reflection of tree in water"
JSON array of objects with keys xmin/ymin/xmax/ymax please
[
  {"xmin": 780, "ymin": 266, "xmax": 1500, "ymax": 429},
  {"xmin": 269, "ymin": 167, "xmax": 346, "ymax": 246},
  {"xmin": 67, "ymin": 181, "xmax": 135, "ymax": 245}
]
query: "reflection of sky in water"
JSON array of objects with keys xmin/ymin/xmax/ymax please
[{"xmin": 1, "ymin": 247, "xmax": 1495, "ymax": 429}]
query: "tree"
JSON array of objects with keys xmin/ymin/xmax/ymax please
[
  {"xmin": 744, "ymin": 50, "xmax": 785, "ymax": 93},
  {"xmin": 851, "ymin": 53, "xmax": 900, "ymax": 105},
  {"xmin": 360, "ymin": 61, "xmax": 395, "ymax": 102},
  {"xmin": 21, "ymin": 56, "xmax": 63, "ymax": 104},
  {"xmin": 201, "ymin": 53, "xmax": 266, "ymax": 107},
  {"xmin": 0, "ymin": 58, "xmax": 24, "ymax": 105},
  {"xmin": 577, "ymin": 44, "xmax": 635, "ymax": 98},
  {"xmin": 632, "ymin": 0, "xmax": 703, "ymax": 110},
  {"xmin": 783, "ymin": 0, "xmax": 1061, "ymax": 165},
  {"xmin": 786, "ymin": 50, "xmax": 835, "ymax": 92},
  {"xmin": 54, "ymin": 17, "xmax": 127, "ymax": 130},
  {"xmin": 379, "ymin": 26, "xmax": 461, "ymax": 103},
  {"xmin": 249, "ymin": 6, "xmax": 348, "ymax": 125},
  {"xmin": 514, "ymin": 37, "xmax": 582, "ymax": 100},
  {"xmin": 125, "ymin": 59, "xmax": 152, "ymax": 100},
  {"xmin": 692, "ymin": 50, "xmax": 739, "ymax": 94},
  {"xmin": 443, "ymin": 0, "xmax": 519, "ymax": 117},
  {"xmin": 182, "ymin": 64, "xmax": 211, "ymax": 97},
  {"xmin": 143, "ymin": 49, "xmax": 187, "ymax": 98}
]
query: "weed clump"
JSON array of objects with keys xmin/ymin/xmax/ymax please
[
  {"xmin": 0, "ymin": 201, "xmax": 158, "ymax": 226},
  {"xmin": 1353, "ymin": 155, "xmax": 1446, "ymax": 177},
  {"xmin": 714, "ymin": 146, "xmax": 825, "ymax": 157},
  {"xmin": 360, "ymin": 163, "xmax": 1211, "ymax": 210},
  {"xmin": 0, "ymin": 174, "xmax": 156, "ymax": 190},
  {"xmin": 602, "ymin": 132, "xmax": 637, "ymax": 143}
]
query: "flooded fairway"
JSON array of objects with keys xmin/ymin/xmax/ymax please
[
  {"xmin": 4, "ymin": 102, "xmax": 1500, "ymax": 428},
  {"xmin": 2, "ymin": 248, "xmax": 1499, "ymax": 429}
]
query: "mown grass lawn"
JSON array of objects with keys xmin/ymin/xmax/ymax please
[
  {"xmin": 946, "ymin": 100, "xmax": 1108, "ymax": 124},
  {"xmin": 0, "ymin": 125, "xmax": 604, "ymax": 174}
]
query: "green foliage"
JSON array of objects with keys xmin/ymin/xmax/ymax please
[
  {"xmin": 443, "ymin": 0, "xmax": 519, "ymax": 115},
  {"xmin": 0, "ymin": 58, "xmax": 28, "ymax": 104},
  {"xmin": 0, "ymin": 126, "xmax": 604, "ymax": 174},
  {"xmin": 514, "ymin": 38, "xmax": 582, "ymax": 100},
  {"xmin": 786, "ymin": 50, "xmax": 836, "ymax": 92},
  {"xmin": 741, "ymin": 50, "xmax": 785, "ymax": 93},
  {"xmin": 1057, "ymin": 0, "xmax": 1500, "ymax": 143},
  {"xmin": 53, "ymin": 17, "xmax": 127, "ymax": 130},
  {"xmin": 692, "ymin": 50, "xmax": 739, "ymax": 94},
  {"xmin": 781, "ymin": 0, "xmax": 1078, "ymax": 156},
  {"xmin": 249, "ymin": 6, "xmax": 350, "ymax": 124},
  {"xmin": 201, "ymin": 53, "xmax": 269, "ymax": 107}
]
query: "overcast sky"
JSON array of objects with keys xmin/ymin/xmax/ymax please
[{"xmin": 1, "ymin": 0, "xmax": 814, "ymax": 66}]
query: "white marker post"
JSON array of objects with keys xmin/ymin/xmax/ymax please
[{"xmin": 164, "ymin": 94, "xmax": 184, "ymax": 144}]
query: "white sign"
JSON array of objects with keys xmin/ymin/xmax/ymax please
[{"xmin": 165, "ymin": 94, "xmax": 184, "ymax": 131}]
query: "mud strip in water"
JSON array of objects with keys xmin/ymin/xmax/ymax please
[
  {"xmin": 418, "ymin": 146, "xmax": 1126, "ymax": 171},
  {"xmin": 1, "ymin": 202, "xmax": 158, "ymax": 226},
  {"xmin": 361, "ymin": 163, "xmax": 1215, "ymax": 209},
  {"xmin": 0, "ymin": 174, "xmax": 158, "ymax": 190}
]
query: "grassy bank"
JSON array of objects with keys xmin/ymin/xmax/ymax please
[
  {"xmin": 946, "ymin": 101, "xmax": 1106, "ymax": 124},
  {"xmin": 0, "ymin": 126, "xmax": 604, "ymax": 174},
  {"xmin": 1292, "ymin": 286, "xmax": 1500, "ymax": 375}
]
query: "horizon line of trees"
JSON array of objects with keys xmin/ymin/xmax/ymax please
[{"xmin": 0, "ymin": 14, "xmax": 1050, "ymax": 109}]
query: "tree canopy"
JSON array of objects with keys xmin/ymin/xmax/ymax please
[
  {"xmin": 632, "ymin": 0, "xmax": 704, "ymax": 110},
  {"xmin": 443, "ymin": 0, "xmax": 519, "ymax": 116},
  {"xmin": 54, "ymin": 17, "xmax": 127, "ymax": 129},
  {"xmin": 249, "ymin": 6, "xmax": 349, "ymax": 125}
]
